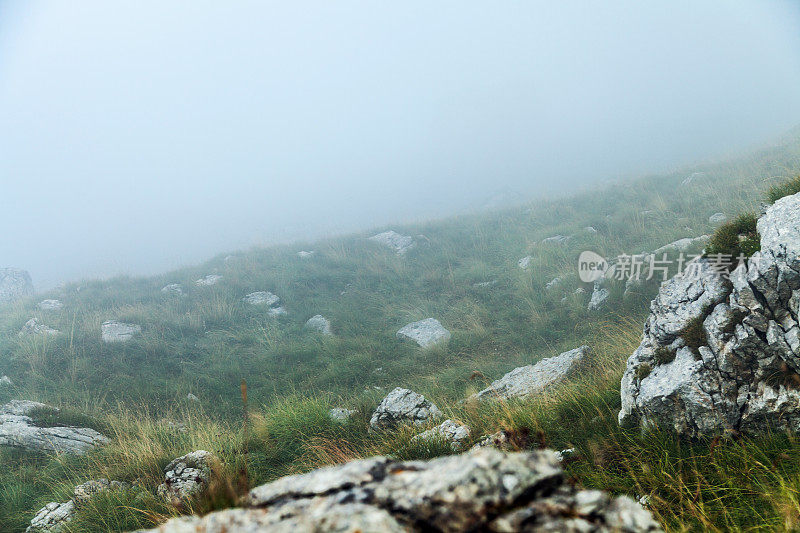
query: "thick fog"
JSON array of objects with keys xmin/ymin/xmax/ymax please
[{"xmin": 1, "ymin": 1, "xmax": 799, "ymax": 289}]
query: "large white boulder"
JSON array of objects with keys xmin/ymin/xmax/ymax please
[
  {"xmin": 396, "ymin": 318, "xmax": 451, "ymax": 348},
  {"xmin": 620, "ymin": 192, "xmax": 800, "ymax": 437},
  {"xmin": 472, "ymin": 346, "xmax": 589, "ymax": 401}
]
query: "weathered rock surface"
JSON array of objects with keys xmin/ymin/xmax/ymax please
[
  {"xmin": 546, "ymin": 277, "xmax": 562, "ymax": 291},
  {"xmin": 195, "ymin": 274, "xmax": 222, "ymax": 286},
  {"xmin": 19, "ymin": 318, "xmax": 59, "ymax": 336},
  {"xmin": 26, "ymin": 500, "xmax": 74, "ymax": 533},
  {"xmin": 157, "ymin": 450, "xmax": 216, "ymax": 503},
  {"xmin": 370, "ymin": 388, "xmax": 442, "ymax": 430},
  {"xmin": 368, "ymin": 230, "xmax": 416, "ymax": 255},
  {"xmin": 101, "ymin": 320, "xmax": 141, "ymax": 343},
  {"xmin": 620, "ymin": 192, "xmax": 800, "ymax": 437},
  {"xmin": 161, "ymin": 283, "xmax": 184, "ymax": 295},
  {"xmin": 542, "ymin": 235, "xmax": 570, "ymax": 245},
  {"xmin": 411, "ymin": 419, "xmax": 470, "ymax": 450},
  {"xmin": 328, "ymin": 407, "xmax": 356, "ymax": 422},
  {"xmin": 0, "ymin": 268, "xmax": 33, "ymax": 304},
  {"xmin": 37, "ymin": 299, "xmax": 63, "ymax": 311},
  {"xmin": 27, "ymin": 479, "xmax": 130, "ymax": 532},
  {"xmin": 396, "ymin": 318, "xmax": 451, "ymax": 348},
  {"xmin": 472, "ymin": 346, "xmax": 589, "ymax": 401},
  {"xmin": 243, "ymin": 291, "xmax": 280, "ymax": 306},
  {"xmin": 518, "ymin": 255, "xmax": 533, "ymax": 270},
  {"xmin": 305, "ymin": 315, "xmax": 332, "ymax": 335},
  {"xmin": 140, "ymin": 448, "xmax": 660, "ymax": 533},
  {"xmin": 709, "ymin": 212, "xmax": 727, "ymax": 224},
  {"xmin": 0, "ymin": 375, "xmax": 12, "ymax": 386},
  {"xmin": 0, "ymin": 400, "xmax": 108, "ymax": 455},
  {"xmin": 297, "ymin": 250, "xmax": 315, "ymax": 258}
]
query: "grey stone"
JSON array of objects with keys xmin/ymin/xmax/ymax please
[
  {"xmin": 546, "ymin": 277, "xmax": 562, "ymax": 291},
  {"xmin": 620, "ymin": 192, "xmax": 800, "ymax": 436},
  {"xmin": 472, "ymin": 346, "xmax": 589, "ymax": 401},
  {"xmin": 370, "ymin": 387, "xmax": 442, "ymax": 430},
  {"xmin": 0, "ymin": 375, "xmax": 12, "ymax": 386},
  {"xmin": 37, "ymin": 299, "xmax": 63, "ymax": 311},
  {"xmin": 411, "ymin": 419, "xmax": 471, "ymax": 450},
  {"xmin": 161, "ymin": 284, "xmax": 184, "ymax": 295},
  {"xmin": 305, "ymin": 315, "xmax": 332, "ymax": 335},
  {"xmin": 187, "ymin": 393, "xmax": 200, "ymax": 402},
  {"xmin": 140, "ymin": 448, "xmax": 660, "ymax": 533},
  {"xmin": 243, "ymin": 291, "xmax": 280, "ymax": 306},
  {"xmin": 518, "ymin": 256, "xmax": 532, "ymax": 269},
  {"xmin": 585, "ymin": 226, "xmax": 598, "ymax": 233},
  {"xmin": 101, "ymin": 320, "xmax": 141, "ymax": 343},
  {"xmin": 0, "ymin": 268, "xmax": 33, "ymax": 304},
  {"xmin": 368, "ymin": 230, "xmax": 416, "ymax": 255},
  {"xmin": 542, "ymin": 235, "xmax": 570, "ymax": 245},
  {"xmin": 19, "ymin": 318, "xmax": 59, "ymax": 337},
  {"xmin": 0, "ymin": 400, "xmax": 108, "ymax": 455},
  {"xmin": 195, "ymin": 274, "xmax": 222, "ymax": 286},
  {"xmin": 73, "ymin": 478, "xmax": 130, "ymax": 503},
  {"xmin": 26, "ymin": 500, "xmax": 74, "ymax": 533},
  {"xmin": 396, "ymin": 318, "xmax": 450, "ymax": 348},
  {"xmin": 587, "ymin": 284, "xmax": 609, "ymax": 311},
  {"xmin": 709, "ymin": 212, "xmax": 727, "ymax": 224},
  {"xmin": 267, "ymin": 306, "xmax": 288, "ymax": 316},
  {"xmin": 297, "ymin": 250, "xmax": 315, "ymax": 258},
  {"xmin": 157, "ymin": 450, "xmax": 216, "ymax": 503},
  {"xmin": 328, "ymin": 407, "xmax": 356, "ymax": 422}
]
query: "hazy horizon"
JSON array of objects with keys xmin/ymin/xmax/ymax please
[{"xmin": 2, "ymin": 1, "xmax": 800, "ymax": 290}]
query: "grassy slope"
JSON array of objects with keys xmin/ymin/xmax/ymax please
[{"xmin": 1, "ymin": 133, "xmax": 800, "ymax": 532}]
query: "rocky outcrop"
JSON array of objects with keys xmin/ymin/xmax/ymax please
[
  {"xmin": 19, "ymin": 318, "xmax": 59, "ymax": 336},
  {"xmin": 411, "ymin": 419, "xmax": 470, "ymax": 450},
  {"xmin": 472, "ymin": 346, "xmax": 589, "ymax": 401},
  {"xmin": 37, "ymin": 299, "xmax": 63, "ymax": 311},
  {"xmin": 304, "ymin": 315, "xmax": 333, "ymax": 335},
  {"xmin": 620, "ymin": 191, "xmax": 800, "ymax": 437},
  {"xmin": 370, "ymin": 388, "xmax": 442, "ymax": 430},
  {"xmin": 27, "ymin": 479, "xmax": 130, "ymax": 532},
  {"xmin": 0, "ymin": 400, "xmax": 108, "ymax": 455},
  {"xmin": 140, "ymin": 448, "xmax": 660, "ymax": 533},
  {"xmin": 588, "ymin": 283, "xmax": 610, "ymax": 311},
  {"xmin": 368, "ymin": 230, "xmax": 416, "ymax": 255},
  {"xmin": 195, "ymin": 274, "xmax": 222, "ymax": 286},
  {"xmin": 396, "ymin": 318, "xmax": 451, "ymax": 348},
  {"xmin": 157, "ymin": 450, "xmax": 216, "ymax": 503},
  {"xmin": 101, "ymin": 321, "xmax": 141, "ymax": 343},
  {"xmin": 518, "ymin": 256, "xmax": 532, "ymax": 270},
  {"xmin": 0, "ymin": 268, "xmax": 33, "ymax": 304}
]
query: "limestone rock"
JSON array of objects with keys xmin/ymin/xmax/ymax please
[
  {"xmin": 19, "ymin": 318, "xmax": 59, "ymax": 337},
  {"xmin": 411, "ymin": 419, "xmax": 470, "ymax": 450},
  {"xmin": 396, "ymin": 318, "xmax": 450, "ymax": 348},
  {"xmin": 585, "ymin": 226, "xmax": 598, "ymax": 233},
  {"xmin": 0, "ymin": 375, "xmax": 12, "ymax": 386},
  {"xmin": 297, "ymin": 250, "xmax": 315, "ymax": 258},
  {"xmin": 304, "ymin": 315, "xmax": 332, "ymax": 335},
  {"xmin": 101, "ymin": 321, "xmax": 141, "ymax": 343},
  {"xmin": 141, "ymin": 448, "xmax": 660, "ymax": 533},
  {"xmin": 0, "ymin": 400, "xmax": 108, "ymax": 455},
  {"xmin": 709, "ymin": 212, "xmax": 727, "ymax": 224},
  {"xmin": 370, "ymin": 388, "xmax": 442, "ymax": 430},
  {"xmin": 328, "ymin": 407, "xmax": 356, "ymax": 422},
  {"xmin": 368, "ymin": 230, "xmax": 416, "ymax": 255},
  {"xmin": 26, "ymin": 500, "xmax": 74, "ymax": 533},
  {"xmin": 242, "ymin": 291, "xmax": 279, "ymax": 306},
  {"xmin": 37, "ymin": 299, "xmax": 63, "ymax": 311},
  {"xmin": 157, "ymin": 450, "xmax": 216, "ymax": 503},
  {"xmin": 518, "ymin": 256, "xmax": 532, "ymax": 270},
  {"xmin": 473, "ymin": 280, "xmax": 498, "ymax": 288},
  {"xmin": 267, "ymin": 306, "xmax": 288, "ymax": 316},
  {"xmin": 542, "ymin": 235, "xmax": 570, "ymax": 245},
  {"xmin": 587, "ymin": 284, "xmax": 610, "ymax": 311},
  {"xmin": 472, "ymin": 346, "xmax": 589, "ymax": 401},
  {"xmin": 0, "ymin": 268, "xmax": 33, "ymax": 304},
  {"xmin": 619, "ymin": 192, "xmax": 800, "ymax": 436},
  {"xmin": 72, "ymin": 478, "xmax": 130, "ymax": 503},
  {"xmin": 161, "ymin": 284, "xmax": 184, "ymax": 295},
  {"xmin": 195, "ymin": 274, "xmax": 222, "ymax": 287},
  {"xmin": 681, "ymin": 171, "xmax": 705, "ymax": 186},
  {"xmin": 546, "ymin": 277, "xmax": 562, "ymax": 291}
]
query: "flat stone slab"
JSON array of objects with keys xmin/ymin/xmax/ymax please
[
  {"xmin": 101, "ymin": 321, "xmax": 141, "ymax": 343},
  {"xmin": 396, "ymin": 318, "xmax": 450, "ymax": 348}
]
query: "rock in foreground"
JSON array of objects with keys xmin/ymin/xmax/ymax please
[
  {"xmin": 140, "ymin": 448, "xmax": 661, "ymax": 533},
  {"xmin": 620, "ymin": 191, "xmax": 800, "ymax": 437},
  {"xmin": 396, "ymin": 318, "xmax": 451, "ymax": 348},
  {"xmin": 370, "ymin": 387, "xmax": 441, "ymax": 430},
  {"xmin": 0, "ymin": 400, "xmax": 108, "ymax": 455},
  {"xmin": 473, "ymin": 346, "xmax": 589, "ymax": 401}
]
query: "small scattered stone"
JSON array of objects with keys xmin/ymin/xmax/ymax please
[
  {"xmin": 329, "ymin": 408, "xmax": 356, "ymax": 422},
  {"xmin": 396, "ymin": 318, "xmax": 451, "ymax": 348},
  {"xmin": 0, "ymin": 268, "xmax": 33, "ymax": 304},
  {"xmin": 187, "ymin": 393, "xmax": 200, "ymax": 402},
  {"xmin": 19, "ymin": 318, "xmax": 59, "ymax": 337},
  {"xmin": 0, "ymin": 376, "xmax": 12, "ymax": 386},
  {"xmin": 161, "ymin": 284, "xmax": 184, "ymax": 295},
  {"xmin": 368, "ymin": 231, "xmax": 416, "ymax": 255},
  {"xmin": 542, "ymin": 235, "xmax": 570, "ymax": 245},
  {"xmin": 708, "ymin": 212, "xmax": 727, "ymax": 224},
  {"xmin": 37, "ymin": 299, "xmax": 63, "ymax": 311},
  {"xmin": 101, "ymin": 321, "xmax": 141, "ymax": 343},
  {"xmin": 546, "ymin": 277, "xmax": 561, "ymax": 291},
  {"xmin": 305, "ymin": 315, "xmax": 333, "ymax": 335},
  {"xmin": 518, "ymin": 256, "xmax": 532, "ymax": 270},
  {"xmin": 412, "ymin": 419, "xmax": 471, "ymax": 450},
  {"xmin": 242, "ymin": 291, "xmax": 280, "ymax": 306},
  {"xmin": 297, "ymin": 250, "xmax": 315, "ymax": 258},
  {"xmin": 157, "ymin": 450, "xmax": 216, "ymax": 503},
  {"xmin": 195, "ymin": 274, "xmax": 223, "ymax": 286},
  {"xmin": 370, "ymin": 387, "xmax": 442, "ymax": 430}
]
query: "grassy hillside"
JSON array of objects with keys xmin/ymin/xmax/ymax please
[{"xmin": 2, "ymin": 133, "xmax": 800, "ymax": 532}]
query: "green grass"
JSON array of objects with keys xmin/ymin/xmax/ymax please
[
  {"xmin": 705, "ymin": 212, "xmax": 761, "ymax": 263},
  {"xmin": 1, "ymin": 135, "xmax": 800, "ymax": 531},
  {"xmin": 767, "ymin": 174, "xmax": 800, "ymax": 204}
]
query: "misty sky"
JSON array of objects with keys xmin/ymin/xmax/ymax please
[{"xmin": 2, "ymin": 1, "xmax": 800, "ymax": 289}]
